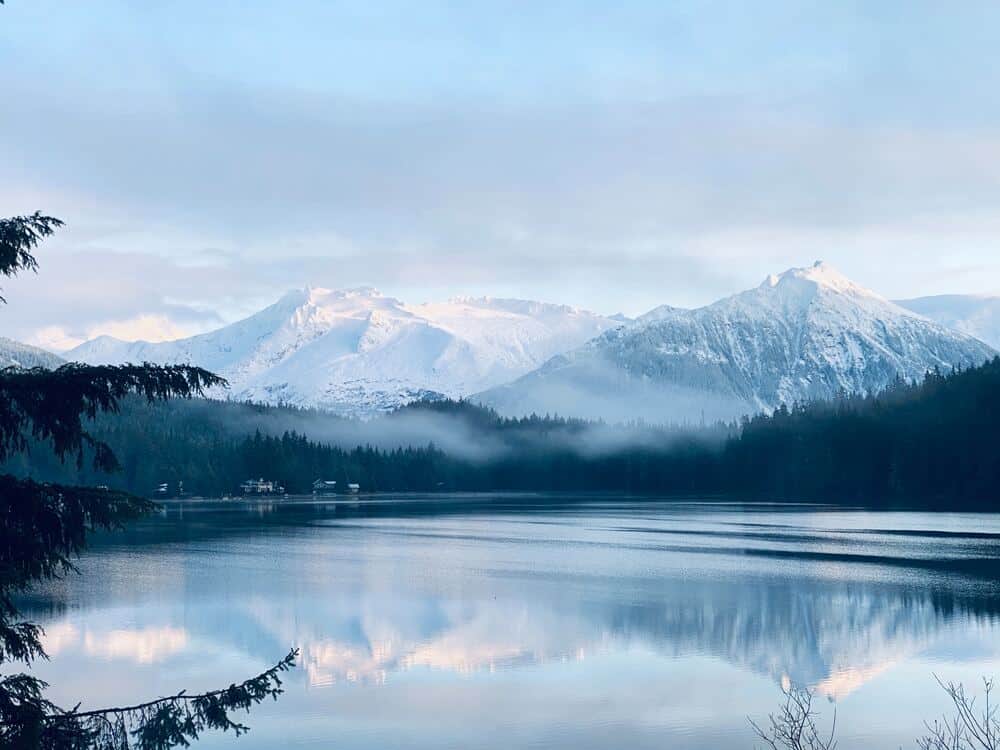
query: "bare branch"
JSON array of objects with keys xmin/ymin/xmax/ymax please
[{"xmin": 749, "ymin": 685, "xmax": 837, "ymax": 750}]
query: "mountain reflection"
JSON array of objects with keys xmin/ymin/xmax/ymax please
[
  {"xmin": 224, "ymin": 580, "xmax": 993, "ymax": 698},
  {"xmin": 23, "ymin": 499, "xmax": 1000, "ymax": 705}
]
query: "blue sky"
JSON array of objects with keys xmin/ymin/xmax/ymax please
[{"xmin": 3, "ymin": 1, "xmax": 1000, "ymax": 348}]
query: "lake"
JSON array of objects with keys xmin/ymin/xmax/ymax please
[{"xmin": 20, "ymin": 496, "xmax": 1000, "ymax": 749}]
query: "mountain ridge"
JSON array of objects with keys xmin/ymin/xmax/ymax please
[
  {"xmin": 65, "ymin": 264, "xmax": 998, "ymax": 422},
  {"xmin": 476, "ymin": 262, "xmax": 996, "ymax": 423},
  {"xmin": 896, "ymin": 293, "xmax": 1000, "ymax": 349},
  {"xmin": 67, "ymin": 288, "xmax": 621, "ymax": 417}
]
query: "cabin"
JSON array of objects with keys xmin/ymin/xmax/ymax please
[
  {"xmin": 312, "ymin": 479, "xmax": 337, "ymax": 496},
  {"xmin": 240, "ymin": 478, "xmax": 285, "ymax": 496},
  {"xmin": 153, "ymin": 481, "xmax": 187, "ymax": 498}
]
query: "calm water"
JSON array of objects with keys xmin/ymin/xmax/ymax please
[{"xmin": 20, "ymin": 496, "xmax": 1000, "ymax": 749}]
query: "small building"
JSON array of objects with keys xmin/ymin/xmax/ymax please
[
  {"xmin": 240, "ymin": 478, "xmax": 285, "ymax": 496},
  {"xmin": 312, "ymin": 479, "xmax": 337, "ymax": 496},
  {"xmin": 152, "ymin": 481, "xmax": 190, "ymax": 499}
]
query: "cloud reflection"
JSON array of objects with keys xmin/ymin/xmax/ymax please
[{"xmin": 42, "ymin": 623, "xmax": 189, "ymax": 665}]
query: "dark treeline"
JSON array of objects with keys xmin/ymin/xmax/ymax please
[
  {"xmin": 727, "ymin": 357, "xmax": 1000, "ymax": 505},
  {"xmin": 0, "ymin": 395, "xmax": 728, "ymax": 496},
  {"xmin": 6, "ymin": 357, "xmax": 1000, "ymax": 508}
]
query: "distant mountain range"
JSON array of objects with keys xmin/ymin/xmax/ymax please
[
  {"xmin": 67, "ymin": 288, "xmax": 618, "ymax": 417},
  {"xmin": 477, "ymin": 262, "xmax": 996, "ymax": 422},
  {"xmin": 0, "ymin": 337, "xmax": 64, "ymax": 369},
  {"xmin": 895, "ymin": 294, "xmax": 1000, "ymax": 349},
  {"xmin": 20, "ymin": 263, "xmax": 994, "ymax": 422}
]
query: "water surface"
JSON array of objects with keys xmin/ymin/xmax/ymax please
[{"xmin": 22, "ymin": 496, "xmax": 1000, "ymax": 749}]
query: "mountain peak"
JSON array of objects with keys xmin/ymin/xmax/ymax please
[
  {"xmin": 481, "ymin": 263, "xmax": 995, "ymax": 424},
  {"xmin": 273, "ymin": 286, "xmax": 390, "ymax": 318},
  {"xmin": 68, "ymin": 288, "xmax": 620, "ymax": 416},
  {"xmin": 89, "ymin": 333, "xmax": 128, "ymax": 344},
  {"xmin": 761, "ymin": 261, "xmax": 881, "ymax": 300},
  {"xmin": 302, "ymin": 286, "xmax": 382, "ymax": 304},
  {"xmin": 637, "ymin": 304, "xmax": 688, "ymax": 324}
]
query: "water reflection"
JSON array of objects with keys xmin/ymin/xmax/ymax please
[
  {"xmin": 43, "ymin": 622, "xmax": 189, "ymax": 663},
  {"xmin": 55, "ymin": 579, "xmax": 982, "ymax": 698},
  {"xmin": 19, "ymin": 498, "xmax": 1000, "ymax": 749}
]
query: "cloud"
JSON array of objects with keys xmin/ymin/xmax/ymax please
[
  {"xmin": 3, "ymin": 1, "xmax": 1000, "ymax": 344},
  {"xmin": 1, "ymin": 249, "xmax": 230, "ymax": 347},
  {"xmin": 33, "ymin": 315, "xmax": 207, "ymax": 351}
]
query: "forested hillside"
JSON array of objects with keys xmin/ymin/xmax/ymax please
[
  {"xmin": 5, "ymin": 357, "xmax": 1000, "ymax": 507},
  {"xmin": 1, "ymin": 395, "xmax": 725, "ymax": 496},
  {"xmin": 726, "ymin": 359, "xmax": 1000, "ymax": 503}
]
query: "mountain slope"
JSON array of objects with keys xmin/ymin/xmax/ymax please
[
  {"xmin": 477, "ymin": 262, "xmax": 996, "ymax": 423},
  {"xmin": 896, "ymin": 294, "xmax": 1000, "ymax": 349},
  {"xmin": 0, "ymin": 337, "xmax": 64, "ymax": 369},
  {"xmin": 67, "ymin": 288, "xmax": 619, "ymax": 416}
]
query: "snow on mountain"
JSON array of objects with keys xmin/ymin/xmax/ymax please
[
  {"xmin": 67, "ymin": 288, "xmax": 620, "ymax": 416},
  {"xmin": 896, "ymin": 294, "xmax": 1000, "ymax": 349},
  {"xmin": 0, "ymin": 337, "xmax": 64, "ymax": 369},
  {"xmin": 636, "ymin": 304, "xmax": 690, "ymax": 324},
  {"xmin": 477, "ymin": 262, "xmax": 997, "ymax": 423}
]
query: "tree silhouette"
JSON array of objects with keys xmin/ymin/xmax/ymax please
[{"xmin": 0, "ymin": 214, "xmax": 297, "ymax": 749}]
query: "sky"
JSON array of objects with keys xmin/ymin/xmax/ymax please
[{"xmin": 3, "ymin": 1, "xmax": 1000, "ymax": 350}]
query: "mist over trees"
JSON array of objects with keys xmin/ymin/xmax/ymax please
[{"xmin": 8, "ymin": 357, "xmax": 1000, "ymax": 508}]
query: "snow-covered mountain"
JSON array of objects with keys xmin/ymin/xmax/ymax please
[
  {"xmin": 477, "ymin": 262, "xmax": 996, "ymax": 423},
  {"xmin": 896, "ymin": 294, "xmax": 1000, "ymax": 349},
  {"xmin": 67, "ymin": 288, "xmax": 619, "ymax": 416},
  {"xmin": 0, "ymin": 337, "xmax": 64, "ymax": 369}
]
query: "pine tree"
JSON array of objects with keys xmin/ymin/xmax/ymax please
[{"xmin": 0, "ymin": 214, "xmax": 296, "ymax": 749}]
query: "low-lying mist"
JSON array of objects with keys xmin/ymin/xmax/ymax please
[
  {"xmin": 7, "ymin": 358, "xmax": 1000, "ymax": 507},
  {"xmin": 161, "ymin": 396, "xmax": 734, "ymax": 463}
]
